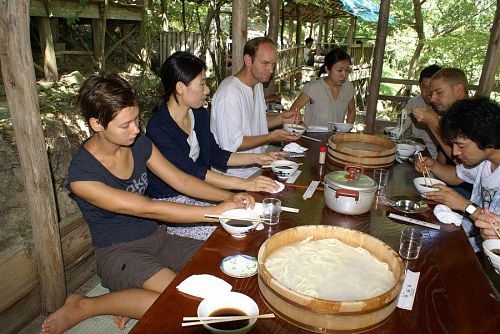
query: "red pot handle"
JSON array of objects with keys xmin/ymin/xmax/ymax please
[{"xmin": 335, "ymin": 188, "xmax": 360, "ymax": 201}]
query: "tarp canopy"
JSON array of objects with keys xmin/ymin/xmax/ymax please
[{"xmin": 340, "ymin": 0, "xmax": 393, "ymax": 23}]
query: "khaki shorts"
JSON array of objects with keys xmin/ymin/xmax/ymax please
[{"xmin": 95, "ymin": 229, "xmax": 203, "ymax": 292}]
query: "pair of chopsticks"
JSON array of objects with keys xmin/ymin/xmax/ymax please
[
  {"xmin": 182, "ymin": 313, "xmax": 275, "ymax": 327},
  {"xmin": 301, "ymin": 135, "xmax": 321, "ymax": 142},
  {"xmin": 417, "ymin": 152, "xmax": 433, "ymax": 187},
  {"xmin": 262, "ymin": 162, "xmax": 303, "ymax": 168},
  {"xmin": 204, "ymin": 214, "xmax": 271, "ymax": 222}
]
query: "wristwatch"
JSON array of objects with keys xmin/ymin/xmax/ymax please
[{"xmin": 464, "ymin": 203, "xmax": 478, "ymax": 216}]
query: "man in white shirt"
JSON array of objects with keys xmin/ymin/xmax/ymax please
[
  {"xmin": 402, "ymin": 64, "xmax": 441, "ymax": 159},
  {"xmin": 210, "ymin": 37, "xmax": 300, "ymax": 178}
]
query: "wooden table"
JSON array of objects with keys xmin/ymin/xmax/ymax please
[{"xmin": 131, "ymin": 133, "xmax": 500, "ymax": 334}]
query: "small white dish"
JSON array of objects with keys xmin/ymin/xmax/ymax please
[
  {"xmin": 413, "ymin": 177, "xmax": 446, "ymax": 196},
  {"xmin": 220, "ymin": 254, "xmax": 258, "ymax": 278},
  {"xmin": 219, "ymin": 209, "xmax": 261, "ymax": 239}
]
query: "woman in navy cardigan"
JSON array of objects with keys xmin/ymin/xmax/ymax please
[{"xmin": 146, "ymin": 52, "xmax": 283, "ymax": 240}]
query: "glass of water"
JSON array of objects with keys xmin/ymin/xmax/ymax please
[
  {"xmin": 399, "ymin": 227, "xmax": 423, "ymax": 260},
  {"xmin": 262, "ymin": 198, "xmax": 281, "ymax": 225}
]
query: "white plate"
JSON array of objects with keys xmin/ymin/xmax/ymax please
[
  {"xmin": 306, "ymin": 125, "xmax": 331, "ymax": 133},
  {"xmin": 220, "ymin": 254, "xmax": 258, "ymax": 278}
]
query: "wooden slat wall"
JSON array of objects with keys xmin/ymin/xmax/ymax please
[{"xmin": 0, "ymin": 214, "xmax": 94, "ymax": 334}]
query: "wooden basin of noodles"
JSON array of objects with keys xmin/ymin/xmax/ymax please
[{"xmin": 257, "ymin": 225, "xmax": 405, "ymax": 333}]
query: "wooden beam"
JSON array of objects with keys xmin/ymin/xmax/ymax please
[
  {"xmin": 30, "ymin": 0, "xmax": 142, "ymax": 21},
  {"xmin": 232, "ymin": 0, "xmax": 247, "ymax": 74},
  {"xmin": 365, "ymin": 0, "xmax": 390, "ymax": 134},
  {"xmin": 0, "ymin": 289, "xmax": 41, "ymax": 334},
  {"xmin": 316, "ymin": 10, "xmax": 323, "ymax": 54},
  {"xmin": 476, "ymin": 2, "xmax": 500, "ymax": 97},
  {"xmin": 0, "ymin": 0, "xmax": 66, "ymax": 313}
]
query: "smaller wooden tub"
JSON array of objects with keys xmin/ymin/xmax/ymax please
[
  {"xmin": 258, "ymin": 225, "xmax": 404, "ymax": 333},
  {"xmin": 328, "ymin": 133, "xmax": 395, "ymax": 169}
]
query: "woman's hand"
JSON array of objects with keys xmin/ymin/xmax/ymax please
[
  {"xmin": 254, "ymin": 152, "xmax": 287, "ymax": 165},
  {"xmin": 475, "ymin": 209, "xmax": 500, "ymax": 240},
  {"xmin": 415, "ymin": 156, "xmax": 435, "ymax": 174},
  {"xmin": 245, "ymin": 176, "xmax": 279, "ymax": 193},
  {"xmin": 424, "ymin": 184, "xmax": 468, "ymax": 211},
  {"xmin": 231, "ymin": 192, "xmax": 255, "ymax": 208}
]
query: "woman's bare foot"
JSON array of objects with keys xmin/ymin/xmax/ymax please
[
  {"xmin": 113, "ymin": 316, "xmax": 131, "ymax": 330},
  {"xmin": 41, "ymin": 294, "xmax": 87, "ymax": 334}
]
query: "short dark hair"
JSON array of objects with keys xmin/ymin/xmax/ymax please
[
  {"xmin": 243, "ymin": 37, "xmax": 276, "ymax": 60},
  {"xmin": 319, "ymin": 48, "xmax": 351, "ymax": 77},
  {"xmin": 441, "ymin": 97, "xmax": 500, "ymax": 150},
  {"xmin": 77, "ymin": 74, "xmax": 137, "ymax": 128},
  {"xmin": 419, "ymin": 64, "xmax": 441, "ymax": 83},
  {"xmin": 160, "ymin": 51, "xmax": 207, "ymax": 104},
  {"xmin": 305, "ymin": 37, "xmax": 314, "ymax": 44}
]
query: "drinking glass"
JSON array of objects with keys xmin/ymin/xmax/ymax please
[
  {"xmin": 373, "ymin": 168, "xmax": 389, "ymax": 204},
  {"xmin": 262, "ymin": 198, "xmax": 281, "ymax": 225},
  {"xmin": 399, "ymin": 227, "xmax": 423, "ymax": 260}
]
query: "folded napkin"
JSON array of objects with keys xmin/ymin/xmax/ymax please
[
  {"xmin": 283, "ymin": 142, "xmax": 308, "ymax": 153},
  {"xmin": 433, "ymin": 204, "xmax": 463, "ymax": 226},
  {"xmin": 176, "ymin": 274, "xmax": 232, "ymax": 298}
]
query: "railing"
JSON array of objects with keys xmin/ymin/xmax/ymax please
[
  {"xmin": 159, "ymin": 32, "xmax": 204, "ymax": 68},
  {"xmin": 275, "ymin": 45, "xmax": 303, "ymax": 79}
]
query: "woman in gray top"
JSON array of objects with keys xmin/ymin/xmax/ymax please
[{"xmin": 290, "ymin": 48, "xmax": 356, "ymax": 128}]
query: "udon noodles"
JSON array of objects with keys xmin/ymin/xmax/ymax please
[{"xmin": 265, "ymin": 237, "xmax": 395, "ymax": 301}]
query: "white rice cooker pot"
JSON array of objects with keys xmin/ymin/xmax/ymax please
[{"xmin": 323, "ymin": 165, "xmax": 376, "ymax": 215}]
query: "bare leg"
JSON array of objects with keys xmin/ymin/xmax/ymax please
[
  {"xmin": 41, "ymin": 268, "xmax": 176, "ymax": 334},
  {"xmin": 110, "ymin": 268, "xmax": 176, "ymax": 330}
]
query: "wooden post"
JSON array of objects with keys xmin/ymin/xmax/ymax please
[
  {"xmin": 232, "ymin": 0, "xmax": 247, "ymax": 74},
  {"xmin": 0, "ymin": 0, "xmax": 66, "ymax": 313},
  {"xmin": 324, "ymin": 18, "xmax": 330, "ymax": 46},
  {"xmin": 347, "ymin": 16, "xmax": 356, "ymax": 44},
  {"xmin": 476, "ymin": 2, "xmax": 500, "ymax": 97},
  {"xmin": 365, "ymin": 0, "xmax": 390, "ymax": 134},
  {"xmin": 295, "ymin": 5, "xmax": 302, "ymax": 64},
  {"xmin": 38, "ymin": 17, "xmax": 58, "ymax": 82}
]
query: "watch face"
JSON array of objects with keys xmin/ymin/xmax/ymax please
[{"xmin": 466, "ymin": 204, "xmax": 477, "ymax": 215}]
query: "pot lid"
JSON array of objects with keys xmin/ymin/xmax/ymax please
[{"xmin": 324, "ymin": 169, "xmax": 376, "ymax": 192}]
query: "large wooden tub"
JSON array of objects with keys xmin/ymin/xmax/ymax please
[{"xmin": 257, "ymin": 225, "xmax": 405, "ymax": 333}]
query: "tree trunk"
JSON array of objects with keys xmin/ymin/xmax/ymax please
[
  {"xmin": 231, "ymin": 0, "xmax": 247, "ymax": 74},
  {"xmin": 365, "ymin": 0, "xmax": 391, "ymax": 134},
  {"xmin": 295, "ymin": 6, "xmax": 301, "ymax": 46},
  {"xmin": 160, "ymin": 0, "xmax": 168, "ymax": 31},
  {"xmin": 182, "ymin": 0, "xmax": 187, "ymax": 34},
  {"xmin": 215, "ymin": 8, "xmax": 227, "ymax": 81},
  {"xmin": 476, "ymin": 2, "xmax": 500, "ymax": 97},
  {"xmin": 407, "ymin": 0, "xmax": 426, "ymax": 80},
  {"xmin": 280, "ymin": 1, "xmax": 285, "ymax": 46},
  {"xmin": 324, "ymin": 18, "xmax": 329, "ymax": 45},
  {"xmin": 268, "ymin": 0, "xmax": 280, "ymax": 43},
  {"xmin": 316, "ymin": 10, "xmax": 324, "ymax": 54},
  {"xmin": 38, "ymin": 17, "xmax": 58, "ymax": 82},
  {"xmin": 0, "ymin": 0, "xmax": 66, "ymax": 313}
]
